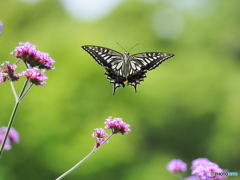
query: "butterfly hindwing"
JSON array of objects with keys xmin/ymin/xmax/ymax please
[
  {"xmin": 126, "ymin": 52, "xmax": 174, "ymax": 91},
  {"xmin": 82, "ymin": 45, "xmax": 126, "ymax": 94},
  {"xmin": 105, "ymin": 67, "xmax": 126, "ymax": 94}
]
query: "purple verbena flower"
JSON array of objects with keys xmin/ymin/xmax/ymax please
[
  {"xmin": 8, "ymin": 127, "xmax": 20, "ymax": 143},
  {"xmin": 11, "ymin": 42, "xmax": 36, "ymax": 60},
  {"xmin": 92, "ymin": 128, "xmax": 108, "ymax": 148},
  {"xmin": 35, "ymin": 51, "xmax": 55, "ymax": 70},
  {"xmin": 24, "ymin": 67, "xmax": 48, "ymax": 86},
  {"xmin": 0, "ymin": 69, "xmax": 7, "ymax": 84},
  {"xmin": 167, "ymin": 159, "xmax": 187, "ymax": 173},
  {"xmin": 0, "ymin": 61, "xmax": 23, "ymax": 83},
  {"xmin": 191, "ymin": 158, "xmax": 210, "ymax": 171},
  {"xmin": 92, "ymin": 128, "xmax": 108, "ymax": 139},
  {"xmin": 0, "ymin": 127, "xmax": 20, "ymax": 150},
  {"xmin": 0, "ymin": 134, "xmax": 11, "ymax": 150},
  {"xmin": 0, "ymin": 127, "xmax": 20, "ymax": 143},
  {"xmin": 95, "ymin": 138, "xmax": 106, "ymax": 148},
  {"xmin": 191, "ymin": 158, "xmax": 226, "ymax": 180},
  {"xmin": 104, "ymin": 117, "xmax": 131, "ymax": 135},
  {"xmin": 11, "ymin": 42, "xmax": 55, "ymax": 70},
  {"xmin": 0, "ymin": 21, "xmax": 3, "ymax": 36}
]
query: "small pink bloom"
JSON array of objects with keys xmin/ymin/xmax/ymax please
[
  {"xmin": 92, "ymin": 128, "xmax": 108, "ymax": 139},
  {"xmin": 0, "ymin": 21, "xmax": 3, "ymax": 36},
  {"xmin": 11, "ymin": 42, "xmax": 55, "ymax": 70},
  {"xmin": 167, "ymin": 159, "xmax": 187, "ymax": 173},
  {"xmin": 24, "ymin": 67, "xmax": 48, "ymax": 86},
  {"xmin": 0, "ymin": 134, "xmax": 11, "ymax": 150},
  {"xmin": 191, "ymin": 158, "xmax": 210, "ymax": 170},
  {"xmin": 104, "ymin": 117, "xmax": 131, "ymax": 135},
  {"xmin": 191, "ymin": 158, "xmax": 226, "ymax": 180},
  {"xmin": 11, "ymin": 42, "xmax": 36, "ymax": 59},
  {"xmin": 0, "ymin": 127, "xmax": 20, "ymax": 151},
  {"xmin": 92, "ymin": 128, "xmax": 108, "ymax": 148},
  {"xmin": 95, "ymin": 138, "xmax": 107, "ymax": 148},
  {"xmin": 0, "ymin": 61, "xmax": 23, "ymax": 83},
  {"xmin": 0, "ymin": 71, "xmax": 7, "ymax": 84}
]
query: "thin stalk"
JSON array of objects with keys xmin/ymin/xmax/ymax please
[
  {"xmin": 0, "ymin": 79, "xmax": 29, "ymax": 159},
  {"xmin": 19, "ymin": 83, "xmax": 33, "ymax": 101},
  {"xmin": 9, "ymin": 81, "xmax": 18, "ymax": 102},
  {"xmin": 0, "ymin": 101, "xmax": 20, "ymax": 159},
  {"xmin": 55, "ymin": 150, "xmax": 95, "ymax": 180},
  {"xmin": 56, "ymin": 133, "xmax": 114, "ymax": 180},
  {"xmin": 15, "ymin": 59, "xmax": 21, "ymax": 65},
  {"xmin": 18, "ymin": 79, "xmax": 29, "ymax": 98}
]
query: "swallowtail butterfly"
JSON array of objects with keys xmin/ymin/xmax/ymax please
[{"xmin": 82, "ymin": 45, "xmax": 174, "ymax": 94}]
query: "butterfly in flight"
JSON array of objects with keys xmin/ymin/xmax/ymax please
[{"xmin": 82, "ymin": 45, "xmax": 174, "ymax": 95}]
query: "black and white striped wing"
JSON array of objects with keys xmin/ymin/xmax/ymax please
[
  {"xmin": 82, "ymin": 45, "xmax": 123, "ymax": 68},
  {"xmin": 82, "ymin": 45, "xmax": 126, "ymax": 94},
  {"xmin": 130, "ymin": 52, "xmax": 174, "ymax": 71},
  {"xmin": 127, "ymin": 52, "xmax": 174, "ymax": 91}
]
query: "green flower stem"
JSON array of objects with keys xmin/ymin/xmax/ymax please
[
  {"xmin": 0, "ymin": 79, "xmax": 30, "ymax": 159},
  {"xmin": 56, "ymin": 133, "xmax": 114, "ymax": 180},
  {"xmin": 9, "ymin": 81, "xmax": 18, "ymax": 102},
  {"xmin": 18, "ymin": 79, "xmax": 29, "ymax": 99},
  {"xmin": 0, "ymin": 101, "xmax": 20, "ymax": 159},
  {"xmin": 19, "ymin": 83, "xmax": 33, "ymax": 101},
  {"xmin": 55, "ymin": 150, "xmax": 95, "ymax": 180}
]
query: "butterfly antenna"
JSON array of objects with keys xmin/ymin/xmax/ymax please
[
  {"xmin": 116, "ymin": 42, "xmax": 127, "ymax": 52},
  {"xmin": 128, "ymin": 43, "xmax": 140, "ymax": 52}
]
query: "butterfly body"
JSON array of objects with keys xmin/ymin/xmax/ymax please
[{"xmin": 82, "ymin": 45, "xmax": 174, "ymax": 94}]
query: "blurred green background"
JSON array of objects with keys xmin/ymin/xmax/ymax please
[{"xmin": 0, "ymin": 0, "xmax": 240, "ymax": 179}]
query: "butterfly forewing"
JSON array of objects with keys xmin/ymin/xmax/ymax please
[
  {"xmin": 130, "ymin": 52, "xmax": 174, "ymax": 71},
  {"xmin": 82, "ymin": 45, "xmax": 123, "ymax": 67}
]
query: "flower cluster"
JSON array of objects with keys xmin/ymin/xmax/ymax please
[
  {"xmin": 11, "ymin": 42, "xmax": 55, "ymax": 70},
  {"xmin": 0, "ymin": 42, "xmax": 55, "ymax": 86},
  {"xmin": 191, "ymin": 158, "xmax": 227, "ymax": 180},
  {"xmin": 0, "ymin": 21, "xmax": 3, "ymax": 36},
  {"xmin": 104, "ymin": 116, "xmax": 131, "ymax": 135},
  {"xmin": 92, "ymin": 117, "xmax": 131, "ymax": 148},
  {"xmin": 24, "ymin": 68, "xmax": 48, "ymax": 86},
  {"xmin": 92, "ymin": 128, "xmax": 108, "ymax": 139},
  {"xmin": 92, "ymin": 128, "xmax": 108, "ymax": 148},
  {"xmin": 0, "ymin": 127, "xmax": 19, "ymax": 150},
  {"xmin": 0, "ymin": 61, "xmax": 24, "ymax": 83},
  {"xmin": 167, "ymin": 159, "xmax": 187, "ymax": 173},
  {"xmin": 167, "ymin": 158, "xmax": 227, "ymax": 180}
]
